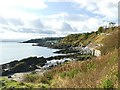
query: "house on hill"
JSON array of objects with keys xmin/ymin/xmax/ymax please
[
  {"xmin": 89, "ymin": 48, "xmax": 101, "ymax": 57},
  {"xmin": 87, "ymin": 43, "xmax": 102, "ymax": 57}
]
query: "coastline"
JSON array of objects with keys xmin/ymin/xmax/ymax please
[
  {"xmin": 1, "ymin": 37, "xmax": 93, "ymax": 79},
  {"xmin": 1, "ymin": 42, "xmax": 92, "ymax": 77}
]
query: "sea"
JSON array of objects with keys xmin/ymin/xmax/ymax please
[{"xmin": 0, "ymin": 42, "xmax": 59, "ymax": 64}]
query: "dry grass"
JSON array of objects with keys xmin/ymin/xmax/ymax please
[
  {"xmin": 46, "ymin": 49, "xmax": 118, "ymax": 88},
  {"xmin": 22, "ymin": 26, "xmax": 119, "ymax": 88}
]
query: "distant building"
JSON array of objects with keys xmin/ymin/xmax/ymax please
[{"xmin": 89, "ymin": 48, "xmax": 101, "ymax": 57}]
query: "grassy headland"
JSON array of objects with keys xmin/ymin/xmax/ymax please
[{"xmin": 0, "ymin": 26, "xmax": 119, "ymax": 89}]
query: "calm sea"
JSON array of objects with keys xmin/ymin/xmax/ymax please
[{"xmin": 0, "ymin": 42, "xmax": 59, "ymax": 64}]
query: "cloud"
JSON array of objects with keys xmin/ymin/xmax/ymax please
[
  {"xmin": 44, "ymin": 0, "xmax": 73, "ymax": 2},
  {"xmin": 0, "ymin": 16, "xmax": 8, "ymax": 25},
  {"xmin": 60, "ymin": 22, "xmax": 76, "ymax": 32},
  {"xmin": 45, "ymin": 0, "xmax": 118, "ymax": 22},
  {"xmin": 0, "ymin": 16, "xmax": 55, "ymax": 36},
  {"xmin": 8, "ymin": 18, "xmax": 24, "ymax": 26},
  {"xmin": 0, "ymin": 0, "xmax": 47, "ymax": 19},
  {"xmin": 29, "ymin": 19, "xmax": 44, "ymax": 29},
  {"xmin": 74, "ymin": 0, "xmax": 118, "ymax": 22},
  {"xmin": 94, "ymin": 0, "xmax": 118, "ymax": 21},
  {"xmin": 0, "ymin": 31, "xmax": 42, "ymax": 40},
  {"xmin": 0, "ymin": 0, "xmax": 118, "ymax": 40},
  {"xmin": 0, "ymin": 0, "xmax": 47, "ymax": 10},
  {"xmin": 43, "ymin": 12, "xmax": 89, "ymax": 22}
]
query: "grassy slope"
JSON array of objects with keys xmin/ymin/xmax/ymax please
[
  {"xmin": 0, "ymin": 77, "xmax": 42, "ymax": 89},
  {"xmin": 43, "ymin": 26, "xmax": 119, "ymax": 88},
  {"xmin": 1, "ymin": 49, "xmax": 118, "ymax": 89},
  {"xmin": 0, "ymin": 26, "xmax": 119, "ymax": 89},
  {"xmin": 49, "ymin": 49, "xmax": 118, "ymax": 88},
  {"xmin": 60, "ymin": 26, "xmax": 118, "ymax": 47}
]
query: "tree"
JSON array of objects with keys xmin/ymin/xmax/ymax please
[{"xmin": 97, "ymin": 26, "xmax": 104, "ymax": 34}]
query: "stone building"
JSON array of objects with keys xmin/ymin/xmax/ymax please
[{"xmin": 90, "ymin": 48, "xmax": 101, "ymax": 57}]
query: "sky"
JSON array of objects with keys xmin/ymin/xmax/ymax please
[{"xmin": 0, "ymin": 0, "xmax": 118, "ymax": 40}]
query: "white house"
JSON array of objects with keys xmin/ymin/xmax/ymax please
[{"xmin": 89, "ymin": 48, "xmax": 101, "ymax": 57}]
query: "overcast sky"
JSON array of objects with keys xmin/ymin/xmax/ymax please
[{"xmin": 0, "ymin": 0, "xmax": 118, "ymax": 40}]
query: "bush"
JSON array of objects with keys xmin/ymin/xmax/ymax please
[
  {"xmin": 97, "ymin": 26, "xmax": 104, "ymax": 34},
  {"xmin": 102, "ymin": 79, "xmax": 114, "ymax": 89}
]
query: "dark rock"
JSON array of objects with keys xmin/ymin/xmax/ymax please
[{"xmin": 8, "ymin": 75, "xmax": 12, "ymax": 78}]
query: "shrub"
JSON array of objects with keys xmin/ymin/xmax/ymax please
[
  {"xmin": 102, "ymin": 79, "xmax": 114, "ymax": 89},
  {"xmin": 97, "ymin": 26, "xmax": 104, "ymax": 34}
]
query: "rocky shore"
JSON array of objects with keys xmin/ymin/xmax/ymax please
[
  {"xmin": 1, "ymin": 37, "xmax": 93, "ymax": 77},
  {"xmin": 1, "ymin": 51, "xmax": 92, "ymax": 76}
]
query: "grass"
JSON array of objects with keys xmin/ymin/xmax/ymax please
[
  {"xmin": 0, "ymin": 77, "xmax": 40, "ymax": 89},
  {"xmin": 1, "ymin": 26, "xmax": 119, "ymax": 88},
  {"xmin": 23, "ymin": 71, "xmax": 53, "ymax": 86},
  {"xmin": 0, "ymin": 76, "xmax": 52, "ymax": 89},
  {"xmin": 59, "ymin": 69, "xmax": 80, "ymax": 78},
  {"xmin": 23, "ymin": 73, "xmax": 41, "ymax": 83},
  {"xmin": 45, "ymin": 48, "xmax": 118, "ymax": 88}
]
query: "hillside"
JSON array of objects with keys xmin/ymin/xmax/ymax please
[
  {"xmin": 22, "ymin": 37, "xmax": 62, "ymax": 43},
  {"xmin": 1, "ymin": 26, "xmax": 119, "ymax": 89},
  {"xmin": 59, "ymin": 26, "xmax": 118, "ymax": 48},
  {"xmin": 36, "ymin": 26, "xmax": 119, "ymax": 88}
]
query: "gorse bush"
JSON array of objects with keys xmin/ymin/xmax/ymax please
[{"xmin": 102, "ymin": 79, "xmax": 114, "ymax": 89}]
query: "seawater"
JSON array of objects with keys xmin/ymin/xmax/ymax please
[{"xmin": 0, "ymin": 42, "xmax": 59, "ymax": 64}]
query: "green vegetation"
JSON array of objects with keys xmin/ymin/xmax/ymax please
[
  {"xmin": 59, "ymin": 69, "xmax": 80, "ymax": 78},
  {"xmin": 23, "ymin": 71, "xmax": 53, "ymax": 86},
  {"xmin": 97, "ymin": 26, "xmax": 104, "ymax": 34},
  {"xmin": 0, "ymin": 77, "xmax": 41, "ymax": 89},
  {"xmin": 60, "ymin": 33, "xmax": 92, "ymax": 47},
  {"xmin": 36, "ymin": 26, "xmax": 118, "ymax": 88},
  {"xmin": 59, "ymin": 26, "xmax": 118, "ymax": 48},
  {"xmin": 1, "ymin": 26, "xmax": 119, "ymax": 89},
  {"xmin": 102, "ymin": 79, "xmax": 114, "ymax": 89},
  {"xmin": 23, "ymin": 73, "xmax": 41, "ymax": 83},
  {"xmin": 47, "ymin": 49, "xmax": 118, "ymax": 88}
]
